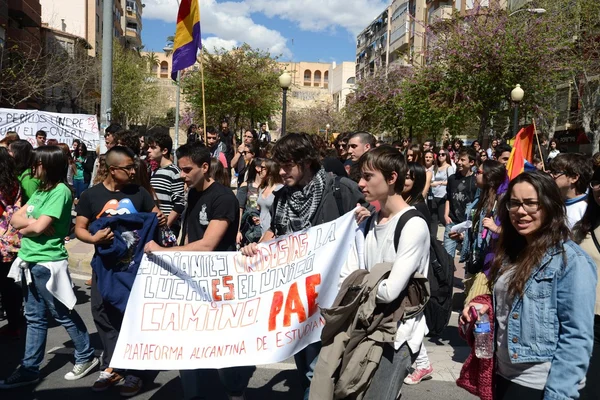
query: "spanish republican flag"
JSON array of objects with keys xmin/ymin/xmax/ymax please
[
  {"xmin": 506, "ymin": 124, "xmax": 535, "ymax": 180},
  {"xmin": 171, "ymin": 0, "xmax": 202, "ymax": 80}
]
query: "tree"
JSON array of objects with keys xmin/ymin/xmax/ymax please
[
  {"xmin": 164, "ymin": 35, "xmax": 175, "ymax": 56},
  {"xmin": 344, "ymin": 66, "xmax": 412, "ymax": 138},
  {"xmin": 112, "ymin": 40, "xmax": 159, "ymax": 127},
  {"xmin": 180, "ymin": 44, "xmax": 282, "ymax": 130},
  {"xmin": 404, "ymin": 2, "xmax": 569, "ymax": 142},
  {"xmin": 286, "ymin": 100, "xmax": 352, "ymax": 136},
  {"xmin": 144, "ymin": 51, "xmax": 160, "ymax": 73},
  {"xmin": 0, "ymin": 35, "xmax": 98, "ymax": 111}
]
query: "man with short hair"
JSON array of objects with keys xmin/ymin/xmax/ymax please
[
  {"xmin": 206, "ymin": 126, "xmax": 228, "ymax": 167},
  {"xmin": 445, "ymin": 148, "xmax": 478, "ymax": 257},
  {"xmin": 240, "ymin": 133, "xmax": 370, "ymax": 400},
  {"xmin": 422, "ymin": 139, "xmax": 434, "ymax": 152},
  {"xmin": 494, "ymin": 143, "xmax": 512, "ymax": 166},
  {"xmin": 35, "ymin": 130, "xmax": 47, "ymax": 148},
  {"xmin": 220, "ymin": 120, "xmax": 236, "ymax": 168},
  {"xmin": 347, "ymin": 132, "xmax": 376, "ymax": 162},
  {"xmin": 549, "ymin": 153, "xmax": 593, "ymax": 228},
  {"xmin": 144, "ymin": 142, "xmax": 249, "ymax": 400},
  {"xmin": 146, "ymin": 132, "xmax": 185, "ymax": 236},
  {"xmin": 75, "ymin": 146, "xmax": 166, "ymax": 396},
  {"xmin": 89, "ymin": 123, "xmax": 122, "ymax": 187},
  {"xmin": 339, "ymin": 146, "xmax": 430, "ymax": 399},
  {"xmin": 258, "ymin": 122, "xmax": 271, "ymax": 146}
]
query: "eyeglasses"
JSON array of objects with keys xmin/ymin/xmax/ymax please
[
  {"xmin": 338, "ymin": 143, "xmax": 347, "ymax": 149},
  {"xmin": 111, "ymin": 164, "xmax": 136, "ymax": 173},
  {"xmin": 104, "ymin": 133, "xmax": 112, "ymax": 139},
  {"xmin": 258, "ymin": 165, "xmax": 267, "ymax": 171},
  {"xmin": 438, "ymin": 152, "xmax": 446, "ymax": 156},
  {"xmin": 240, "ymin": 151, "xmax": 248, "ymax": 155},
  {"xmin": 590, "ymin": 181, "xmax": 600, "ymax": 190},
  {"xmin": 549, "ymin": 171, "xmax": 565, "ymax": 179},
  {"xmin": 506, "ymin": 199, "xmax": 541, "ymax": 213}
]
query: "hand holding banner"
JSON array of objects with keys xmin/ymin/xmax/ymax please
[{"xmin": 111, "ymin": 211, "xmax": 357, "ymax": 370}]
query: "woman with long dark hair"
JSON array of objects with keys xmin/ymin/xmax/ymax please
[
  {"xmin": 401, "ymin": 162, "xmax": 434, "ymax": 385},
  {"xmin": 256, "ymin": 158, "xmax": 283, "ymax": 236},
  {"xmin": 573, "ymin": 168, "xmax": 600, "ymax": 399},
  {"xmin": 406, "ymin": 144, "xmax": 422, "ymax": 164},
  {"xmin": 429, "ymin": 148, "xmax": 456, "ymax": 235},
  {"xmin": 1, "ymin": 146, "xmax": 97, "ymax": 389},
  {"xmin": 463, "ymin": 160, "xmax": 507, "ymax": 277},
  {"xmin": 461, "ymin": 171, "xmax": 596, "ymax": 400},
  {"xmin": 236, "ymin": 159, "xmax": 262, "ymax": 245},
  {"xmin": 0, "ymin": 148, "xmax": 24, "ymax": 338},
  {"xmin": 8, "ymin": 140, "xmax": 39, "ymax": 204}
]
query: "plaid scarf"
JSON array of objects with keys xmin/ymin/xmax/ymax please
[{"xmin": 274, "ymin": 168, "xmax": 327, "ymax": 235}]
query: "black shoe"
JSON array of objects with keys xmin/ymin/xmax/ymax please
[{"xmin": 0, "ymin": 369, "xmax": 40, "ymax": 389}]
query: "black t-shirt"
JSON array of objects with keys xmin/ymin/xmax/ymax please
[
  {"xmin": 76, "ymin": 183, "xmax": 156, "ymax": 222},
  {"xmin": 446, "ymin": 172, "xmax": 477, "ymax": 223},
  {"xmin": 182, "ymin": 182, "xmax": 239, "ymax": 251}
]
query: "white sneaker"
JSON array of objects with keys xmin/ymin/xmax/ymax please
[{"xmin": 64, "ymin": 358, "xmax": 99, "ymax": 381}]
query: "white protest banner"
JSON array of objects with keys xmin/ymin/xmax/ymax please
[
  {"xmin": 111, "ymin": 211, "xmax": 357, "ymax": 370},
  {"xmin": 0, "ymin": 108, "xmax": 100, "ymax": 148}
]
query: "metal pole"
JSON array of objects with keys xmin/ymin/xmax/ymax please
[
  {"xmin": 281, "ymin": 88, "xmax": 287, "ymax": 136},
  {"xmin": 513, "ymin": 104, "xmax": 519, "ymax": 137},
  {"xmin": 100, "ymin": 0, "xmax": 114, "ymax": 153},
  {"xmin": 174, "ymin": 70, "xmax": 181, "ymax": 161}
]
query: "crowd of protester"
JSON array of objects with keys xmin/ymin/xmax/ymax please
[{"xmin": 0, "ymin": 126, "xmax": 598, "ymax": 400}]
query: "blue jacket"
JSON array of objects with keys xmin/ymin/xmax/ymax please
[
  {"xmin": 90, "ymin": 213, "xmax": 158, "ymax": 312},
  {"xmin": 495, "ymin": 240, "xmax": 597, "ymax": 400}
]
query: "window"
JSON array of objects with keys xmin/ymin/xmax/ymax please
[
  {"xmin": 323, "ymin": 71, "xmax": 329, "ymax": 83},
  {"xmin": 160, "ymin": 61, "xmax": 169, "ymax": 77},
  {"xmin": 314, "ymin": 70, "xmax": 321, "ymax": 84},
  {"xmin": 304, "ymin": 69, "xmax": 311, "ymax": 81},
  {"xmin": 346, "ymin": 77, "xmax": 356, "ymax": 84}
]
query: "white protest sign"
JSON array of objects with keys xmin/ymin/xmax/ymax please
[
  {"xmin": 0, "ymin": 108, "xmax": 100, "ymax": 148},
  {"xmin": 111, "ymin": 211, "xmax": 357, "ymax": 370}
]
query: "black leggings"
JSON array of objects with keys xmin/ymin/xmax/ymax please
[
  {"xmin": 429, "ymin": 196, "xmax": 447, "ymax": 236},
  {"xmin": 0, "ymin": 260, "xmax": 24, "ymax": 329},
  {"xmin": 495, "ymin": 375, "xmax": 544, "ymax": 400}
]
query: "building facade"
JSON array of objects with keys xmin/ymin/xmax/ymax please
[
  {"xmin": 39, "ymin": 0, "xmax": 135, "ymax": 57},
  {"xmin": 329, "ymin": 62, "xmax": 356, "ymax": 112},
  {"xmin": 355, "ymin": 7, "xmax": 391, "ymax": 80}
]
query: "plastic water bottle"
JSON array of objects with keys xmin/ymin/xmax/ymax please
[{"xmin": 473, "ymin": 304, "xmax": 493, "ymax": 359}]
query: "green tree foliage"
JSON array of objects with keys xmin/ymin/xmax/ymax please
[
  {"xmin": 112, "ymin": 40, "xmax": 159, "ymax": 127},
  {"xmin": 344, "ymin": 66, "xmax": 412, "ymax": 137},
  {"xmin": 181, "ymin": 44, "xmax": 282, "ymax": 129}
]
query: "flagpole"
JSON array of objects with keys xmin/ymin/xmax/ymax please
[
  {"xmin": 198, "ymin": 49, "xmax": 207, "ymax": 144},
  {"xmin": 532, "ymin": 119, "xmax": 545, "ymax": 172}
]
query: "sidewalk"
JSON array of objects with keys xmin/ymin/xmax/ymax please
[{"xmin": 64, "ymin": 225, "xmax": 471, "ymax": 384}]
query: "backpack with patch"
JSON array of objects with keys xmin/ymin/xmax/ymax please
[{"xmin": 364, "ymin": 208, "xmax": 454, "ymax": 337}]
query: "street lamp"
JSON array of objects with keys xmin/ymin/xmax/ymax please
[
  {"xmin": 279, "ymin": 71, "xmax": 292, "ymax": 136},
  {"xmin": 325, "ymin": 123, "xmax": 330, "ymax": 141},
  {"xmin": 511, "ymin": 84, "xmax": 524, "ymax": 136},
  {"xmin": 509, "ymin": 8, "xmax": 546, "ymax": 17}
]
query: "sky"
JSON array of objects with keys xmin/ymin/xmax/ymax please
[{"xmin": 140, "ymin": 0, "xmax": 389, "ymax": 63}]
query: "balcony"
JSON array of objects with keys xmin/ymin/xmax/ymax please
[
  {"xmin": 429, "ymin": 5, "xmax": 453, "ymax": 24},
  {"xmin": 125, "ymin": 27, "xmax": 141, "ymax": 47},
  {"xmin": 8, "ymin": 0, "xmax": 41, "ymax": 27}
]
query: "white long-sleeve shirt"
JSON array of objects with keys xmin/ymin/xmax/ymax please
[{"xmin": 340, "ymin": 206, "xmax": 430, "ymax": 352}]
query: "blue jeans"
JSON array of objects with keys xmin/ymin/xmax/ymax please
[
  {"xmin": 21, "ymin": 264, "xmax": 94, "ymax": 376},
  {"xmin": 295, "ymin": 341, "xmax": 321, "ymax": 400},
  {"xmin": 73, "ymin": 179, "xmax": 87, "ymax": 199},
  {"xmin": 362, "ymin": 343, "xmax": 418, "ymax": 400},
  {"xmin": 443, "ymin": 223, "xmax": 458, "ymax": 258}
]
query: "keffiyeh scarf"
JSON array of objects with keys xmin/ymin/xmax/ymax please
[{"xmin": 274, "ymin": 168, "xmax": 327, "ymax": 235}]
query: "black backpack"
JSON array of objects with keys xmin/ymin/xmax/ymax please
[{"xmin": 364, "ymin": 209, "xmax": 455, "ymax": 337}]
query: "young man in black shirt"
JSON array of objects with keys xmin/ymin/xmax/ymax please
[
  {"xmin": 144, "ymin": 142, "xmax": 248, "ymax": 400},
  {"xmin": 75, "ymin": 146, "xmax": 166, "ymax": 396},
  {"xmin": 444, "ymin": 148, "xmax": 477, "ymax": 257}
]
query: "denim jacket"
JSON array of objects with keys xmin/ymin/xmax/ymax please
[{"xmin": 494, "ymin": 240, "xmax": 597, "ymax": 400}]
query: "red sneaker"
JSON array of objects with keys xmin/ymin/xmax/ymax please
[{"xmin": 404, "ymin": 365, "xmax": 433, "ymax": 385}]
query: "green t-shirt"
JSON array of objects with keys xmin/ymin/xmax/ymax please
[
  {"xmin": 18, "ymin": 183, "xmax": 72, "ymax": 262},
  {"xmin": 18, "ymin": 170, "xmax": 40, "ymax": 204}
]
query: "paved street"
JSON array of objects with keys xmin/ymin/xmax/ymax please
[{"xmin": 0, "ymin": 228, "xmax": 476, "ymax": 400}]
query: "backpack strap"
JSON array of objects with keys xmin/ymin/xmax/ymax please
[
  {"xmin": 364, "ymin": 208, "xmax": 424, "ymax": 252},
  {"xmin": 592, "ymin": 230, "xmax": 600, "ymax": 255},
  {"xmin": 333, "ymin": 175, "xmax": 344, "ymax": 217}
]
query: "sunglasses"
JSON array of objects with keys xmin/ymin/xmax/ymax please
[{"xmin": 438, "ymin": 152, "xmax": 446, "ymax": 156}]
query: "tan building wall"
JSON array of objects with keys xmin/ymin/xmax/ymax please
[{"xmin": 278, "ymin": 61, "xmax": 333, "ymax": 109}]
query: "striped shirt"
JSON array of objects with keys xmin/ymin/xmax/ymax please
[{"xmin": 150, "ymin": 163, "xmax": 185, "ymax": 223}]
